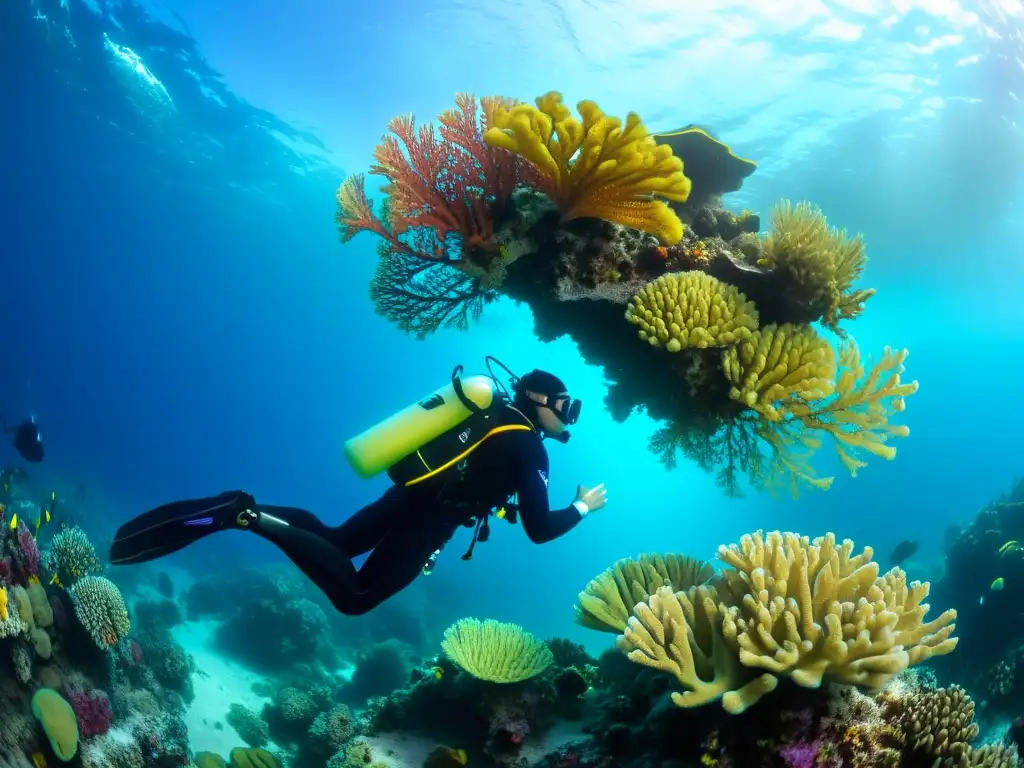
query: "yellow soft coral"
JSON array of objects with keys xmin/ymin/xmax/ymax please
[
  {"xmin": 625, "ymin": 272, "xmax": 759, "ymax": 351},
  {"xmin": 769, "ymin": 339, "xmax": 918, "ymax": 478},
  {"xmin": 757, "ymin": 200, "xmax": 876, "ymax": 333},
  {"xmin": 483, "ymin": 91, "xmax": 692, "ymax": 244},
  {"xmin": 616, "ymin": 585, "xmax": 778, "ymax": 713},
  {"xmin": 716, "ymin": 531, "xmax": 958, "ymax": 691},
  {"xmin": 575, "ymin": 553, "xmax": 713, "ymax": 633},
  {"xmin": 722, "ymin": 323, "xmax": 836, "ymax": 420}
]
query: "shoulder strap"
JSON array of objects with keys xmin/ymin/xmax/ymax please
[{"xmin": 404, "ymin": 424, "xmax": 532, "ymax": 487}]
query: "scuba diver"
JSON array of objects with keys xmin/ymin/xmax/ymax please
[{"xmin": 109, "ymin": 360, "xmax": 608, "ymax": 615}]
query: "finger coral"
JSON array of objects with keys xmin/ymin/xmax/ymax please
[
  {"xmin": 904, "ymin": 685, "xmax": 977, "ymax": 760},
  {"xmin": 575, "ymin": 553, "xmax": 713, "ymax": 633},
  {"xmin": 716, "ymin": 531, "xmax": 958, "ymax": 690},
  {"xmin": 442, "ymin": 618, "xmax": 553, "ymax": 683},
  {"xmin": 616, "ymin": 585, "xmax": 778, "ymax": 713},
  {"xmin": 483, "ymin": 91, "xmax": 692, "ymax": 244},
  {"xmin": 625, "ymin": 272, "xmax": 759, "ymax": 351},
  {"xmin": 721, "ymin": 323, "xmax": 836, "ymax": 420},
  {"xmin": 596, "ymin": 530, "xmax": 960, "ymax": 715},
  {"xmin": 755, "ymin": 338, "xmax": 918, "ymax": 493},
  {"xmin": 758, "ymin": 200, "xmax": 876, "ymax": 334}
]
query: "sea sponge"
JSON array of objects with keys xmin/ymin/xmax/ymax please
[
  {"xmin": 14, "ymin": 585, "xmax": 35, "ymax": 628},
  {"xmin": 442, "ymin": 618, "xmax": 553, "ymax": 683},
  {"xmin": 717, "ymin": 531, "xmax": 958, "ymax": 691},
  {"xmin": 904, "ymin": 685, "xmax": 977, "ymax": 760},
  {"xmin": 31, "ymin": 627, "xmax": 52, "ymax": 659},
  {"xmin": 757, "ymin": 200, "xmax": 876, "ymax": 333},
  {"xmin": 483, "ymin": 91, "xmax": 692, "ymax": 243},
  {"xmin": 32, "ymin": 687, "xmax": 79, "ymax": 762},
  {"xmin": 28, "ymin": 581, "xmax": 54, "ymax": 628},
  {"xmin": 721, "ymin": 323, "xmax": 836, "ymax": 420},
  {"xmin": 229, "ymin": 747, "xmax": 278, "ymax": 768},
  {"xmin": 624, "ymin": 272, "xmax": 759, "ymax": 352},
  {"xmin": 575, "ymin": 553, "xmax": 713, "ymax": 633},
  {"xmin": 616, "ymin": 585, "xmax": 778, "ymax": 714},
  {"xmin": 68, "ymin": 575, "xmax": 130, "ymax": 649},
  {"xmin": 48, "ymin": 525, "xmax": 103, "ymax": 586}
]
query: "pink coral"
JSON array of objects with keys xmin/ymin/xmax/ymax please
[
  {"xmin": 780, "ymin": 741, "xmax": 819, "ymax": 768},
  {"xmin": 63, "ymin": 686, "xmax": 113, "ymax": 738}
]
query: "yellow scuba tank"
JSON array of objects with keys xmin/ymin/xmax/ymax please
[{"xmin": 343, "ymin": 370, "xmax": 500, "ymax": 480}]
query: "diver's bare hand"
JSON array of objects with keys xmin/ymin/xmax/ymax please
[{"xmin": 575, "ymin": 483, "xmax": 608, "ymax": 512}]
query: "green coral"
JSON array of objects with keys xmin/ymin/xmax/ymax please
[
  {"xmin": 229, "ymin": 747, "xmax": 278, "ymax": 768},
  {"xmin": 67, "ymin": 575, "xmax": 130, "ymax": 649},
  {"xmin": 32, "ymin": 687, "xmax": 79, "ymax": 762},
  {"xmin": 48, "ymin": 525, "xmax": 103, "ymax": 586},
  {"xmin": 442, "ymin": 617, "xmax": 553, "ymax": 683},
  {"xmin": 195, "ymin": 753, "xmax": 228, "ymax": 768}
]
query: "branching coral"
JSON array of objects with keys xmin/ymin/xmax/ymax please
[
  {"xmin": 752, "ymin": 338, "xmax": 918, "ymax": 494},
  {"xmin": 367, "ymin": 247, "xmax": 493, "ymax": 338},
  {"xmin": 616, "ymin": 585, "xmax": 778, "ymax": 713},
  {"xmin": 47, "ymin": 525, "xmax": 103, "ymax": 587},
  {"xmin": 483, "ymin": 91, "xmax": 692, "ymax": 244},
  {"xmin": 442, "ymin": 618, "xmax": 553, "ymax": 683},
  {"xmin": 757, "ymin": 200, "xmax": 876, "ymax": 333},
  {"xmin": 624, "ymin": 272, "xmax": 759, "ymax": 351},
  {"xmin": 589, "ymin": 530, "xmax": 959, "ymax": 717},
  {"xmin": 575, "ymin": 553, "xmax": 713, "ymax": 633},
  {"xmin": 716, "ymin": 531, "xmax": 957, "ymax": 691},
  {"xmin": 337, "ymin": 93, "xmax": 532, "ymax": 260}
]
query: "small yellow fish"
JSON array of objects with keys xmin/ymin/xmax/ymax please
[
  {"xmin": 999, "ymin": 540, "xmax": 1019, "ymax": 554},
  {"xmin": 31, "ymin": 751, "xmax": 46, "ymax": 768},
  {"xmin": 496, "ymin": 507, "xmax": 507, "ymax": 519},
  {"xmin": 991, "ymin": 577, "xmax": 1005, "ymax": 591},
  {"xmin": 9, "ymin": 513, "xmax": 16, "ymax": 531},
  {"xmin": 432, "ymin": 665, "xmax": 444, "ymax": 681},
  {"xmin": 452, "ymin": 748, "xmax": 467, "ymax": 765},
  {"xmin": 49, "ymin": 573, "xmax": 62, "ymax": 588},
  {"xmin": 28, "ymin": 575, "xmax": 40, "ymax": 586}
]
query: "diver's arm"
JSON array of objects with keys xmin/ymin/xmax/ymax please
[{"xmin": 515, "ymin": 438, "xmax": 584, "ymax": 544}]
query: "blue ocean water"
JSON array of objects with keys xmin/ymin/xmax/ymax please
[{"xmin": 3, "ymin": 0, "xmax": 1024, "ymax": 750}]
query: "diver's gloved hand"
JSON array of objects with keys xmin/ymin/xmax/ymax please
[{"xmin": 574, "ymin": 482, "xmax": 608, "ymax": 515}]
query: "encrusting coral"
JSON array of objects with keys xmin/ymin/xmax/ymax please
[
  {"xmin": 441, "ymin": 618, "xmax": 553, "ymax": 683},
  {"xmin": 624, "ymin": 271, "xmax": 759, "ymax": 351},
  {"xmin": 483, "ymin": 91, "xmax": 693, "ymax": 244},
  {"xmin": 574, "ymin": 553, "xmax": 712, "ymax": 633},
  {"xmin": 583, "ymin": 530, "xmax": 959, "ymax": 715}
]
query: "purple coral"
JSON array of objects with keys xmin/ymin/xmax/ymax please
[
  {"xmin": 16, "ymin": 523, "xmax": 40, "ymax": 581},
  {"xmin": 780, "ymin": 741, "xmax": 820, "ymax": 768},
  {"xmin": 64, "ymin": 685, "xmax": 114, "ymax": 738}
]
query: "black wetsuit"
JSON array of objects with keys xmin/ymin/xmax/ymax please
[{"xmin": 110, "ymin": 405, "xmax": 583, "ymax": 615}]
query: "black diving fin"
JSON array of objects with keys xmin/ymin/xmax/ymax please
[{"xmin": 109, "ymin": 490, "xmax": 256, "ymax": 565}]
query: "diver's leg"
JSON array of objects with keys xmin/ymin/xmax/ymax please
[
  {"xmin": 253, "ymin": 498, "xmax": 452, "ymax": 615},
  {"xmin": 110, "ymin": 491, "xmax": 256, "ymax": 565},
  {"xmin": 257, "ymin": 486, "xmax": 408, "ymax": 559}
]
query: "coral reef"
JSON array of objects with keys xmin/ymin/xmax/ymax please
[
  {"xmin": 442, "ymin": 618, "xmax": 554, "ymax": 683},
  {"xmin": 336, "ymin": 89, "xmax": 916, "ymax": 497}
]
